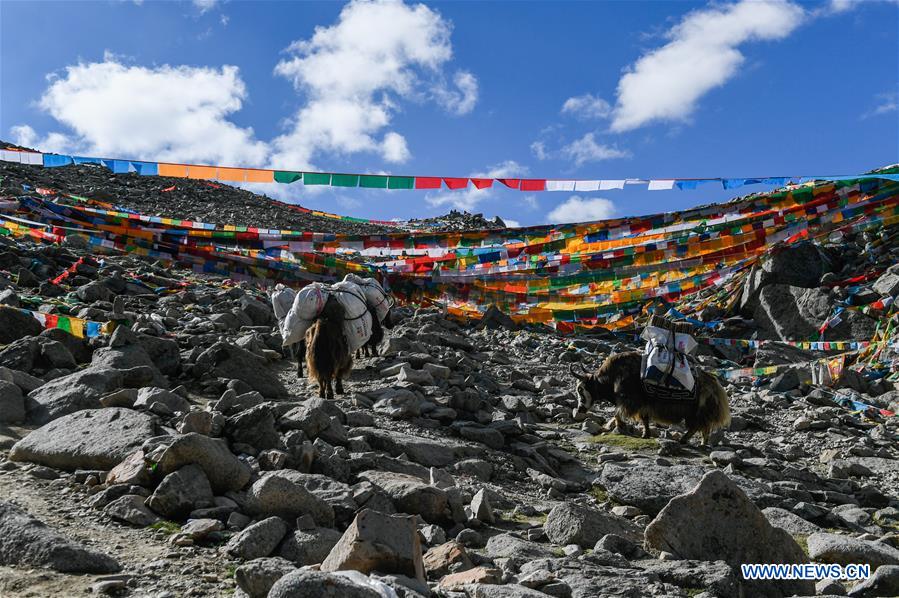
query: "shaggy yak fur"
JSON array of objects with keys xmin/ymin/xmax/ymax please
[
  {"xmin": 289, "ymin": 340, "xmax": 307, "ymax": 378},
  {"xmin": 305, "ymin": 295, "xmax": 353, "ymax": 399},
  {"xmin": 357, "ymin": 308, "xmax": 395, "ymax": 358},
  {"xmin": 571, "ymin": 351, "xmax": 731, "ymax": 445}
]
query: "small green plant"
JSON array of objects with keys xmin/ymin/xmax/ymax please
[
  {"xmin": 552, "ymin": 547, "xmax": 566, "ymax": 557},
  {"xmin": 793, "ymin": 535, "xmax": 809, "ymax": 556},
  {"xmin": 590, "ymin": 487, "xmax": 610, "ymax": 502},
  {"xmin": 149, "ymin": 520, "xmax": 181, "ymax": 535},
  {"xmin": 587, "ymin": 433, "xmax": 658, "ymax": 451},
  {"xmin": 225, "ymin": 565, "xmax": 237, "ymax": 579}
]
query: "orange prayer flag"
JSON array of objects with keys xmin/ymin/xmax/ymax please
[
  {"xmin": 187, "ymin": 166, "xmax": 217, "ymax": 180},
  {"xmin": 245, "ymin": 169, "xmax": 274, "ymax": 183},
  {"xmin": 158, "ymin": 163, "xmax": 188, "ymax": 177},
  {"xmin": 217, "ymin": 167, "xmax": 246, "ymax": 182}
]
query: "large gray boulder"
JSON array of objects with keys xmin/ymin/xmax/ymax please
[
  {"xmin": 278, "ymin": 527, "xmax": 342, "ymax": 566},
  {"xmin": 872, "ymin": 264, "xmax": 899, "ymax": 297},
  {"xmin": 358, "ymin": 470, "xmax": 450, "ymax": 523},
  {"xmin": 739, "ymin": 242, "xmax": 838, "ymax": 314},
  {"xmin": 544, "ymin": 503, "xmax": 641, "ymax": 546},
  {"xmin": 195, "ymin": 342, "xmax": 287, "ymax": 399},
  {"xmin": 268, "ymin": 569, "xmax": 381, "ymax": 598},
  {"xmin": 848, "ymin": 564, "xmax": 899, "ymax": 597},
  {"xmin": 10, "ymin": 408, "xmax": 156, "ymax": 470},
  {"xmin": 753, "ymin": 285, "xmax": 878, "ymax": 341},
  {"xmin": 645, "ymin": 470, "xmax": 813, "ymax": 597},
  {"xmin": 351, "ymin": 427, "xmax": 479, "ymax": 467},
  {"xmin": 147, "ymin": 464, "xmax": 214, "ymax": 519},
  {"xmin": 807, "ymin": 533, "xmax": 899, "ymax": 569},
  {"xmin": 225, "ymin": 405, "xmax": 280, "ymax": 450},
  {"xmin": 244, "ymin": 471, "xmax": 335, "ymax": 527},
  {"xmin": 483, "ymin": 533, "xmax": 555, "ymax": 561},
  {"xmin": 91, "ymin": 344, "xmax": 168, "ymax": 389},
  {"xmin": 24, "ymin": 366, "xmax": 125, "ymax": 425},
  {"xmin": 0, "ymin": 501, "xmax": 120, "ymax": 573},
  {"xmin": 224, "ymin": 516, "xmax": 288, "ymax": 560},
  {"xmin": 135, "ymin": 333, "xmax": 181, "ymax": 375},
  {"xmin": 146, "ymin": 433, "xmax": 252, "ymax": 493},
  {"xmin": 0, "ymin": 379, "xmax": 25, "ymax": 424},
  {"xmin": 235, "ymin": 557, "xmax": 296, "ymax": 598},
  {"xmin": 321, "ymin": 509, "xmax": 425, "ymax": 583},
  {"xmin": 0, "ymin": 306, "xmax": 43, "ymax": 344},
  {"xmin": 103, "ymin": 495, "xmax": 160, "ymax": 527}
]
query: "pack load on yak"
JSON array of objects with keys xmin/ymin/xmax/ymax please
[
  {"xmin": 342, "ymin": 273, "xmax": 393, "ymax": 322},
  {"xmin": 640, "ymin": 314, "xmax": 698, "ymax": 400},
  {"xmin": 278, "ymin": 281, "xmax": 373, "ymax": 353}
]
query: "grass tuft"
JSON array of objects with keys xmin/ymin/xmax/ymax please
[
  {"xmin": 149, "ymin": 520, "xmax": 181, "ymax": 535},
  {"xmin": 587, "ymin": 433, "xmax": 658, "ymax": 451}
]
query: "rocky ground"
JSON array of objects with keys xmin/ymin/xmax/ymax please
[{"xmin": 1, "ymin": 174, "xmax": 899, "ymax": 597}]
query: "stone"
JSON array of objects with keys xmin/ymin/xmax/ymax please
[
  {"xmin": 148, "ymin": 432, "xmax": 252, "ymax": 493},
  {"xmin": 104, "ymin": 495, "xmax": 160, "ymax": 527},
  {"xmin": 358, "ymin": 470, "xmax": 450, "ymax": 523},
  {"xmin": 847, "ymin": 564, "xmax": 899, "ymax": 597},
  {"xmin": 244, "ymin": 471, "xmax": 335, "ymax": 527},
  {"xmin": 235, "ymin": 557, "xmax": 296, "ymax": 598},
  {"xmin": 0, "ymin": 500, "xmax": 120, "ymax": 573},
  {"xmin": 544, "ymin": 503, "xmax": 640, "ymax": 546},
  {"xmin": 321, "ymin": 509, "xmax": 425, "ymax": 583},
  {"xmin": 762, "ymin": 507, "xmax": 822, "ymax": 536},
  {"xmin": 644, "ymin": 470, "xmax": 813, "ymax": 597},
  {"xmin": 452, "ymin": 458, "xmax": 494, "ymax": 482},
  {"xmin": 106, "ymin": 450, "xmax": 152, "ymax": 486},
  {"xmin": 872, "ymin": 264, "xmax": 899, "ymax": 297},
  {"xmin": 136, "ymin": 333, "xmax": 181, "ymax": 375},
  {"xmin": 226, "ymin": 405, "xmax": 280, "ymax": 450},
  {"xmin": 438, "ymin": 566, "xmax": 502, "ymax": 590},
  {"xmin": 225, "ymin": 516, "xmax": 289, "ymax": 560},
  {"xmin": 195, "ymin": 342, "xmax": 287, "ymax": 398},
  {"xmin": 134, "ymin": 387, "xmax": 189, "ymax": 414},
  {"xmin": 147, "ymin": 464, "xmax": 215, "ymax": 519},
  {"xmin": 807, "ymin": 533, "xmax": 899, "ymax": 569},
  {"xmin": 178, "ymin": 518, "xmax": 224, "ymax": 541},
  {"xmin": 483, "ymin": 533, "xmax": 555, "ymax": 561},
  {"xmin": 457, "ymin": 424, "xmax": 504, "ymax": 449},
  {"xmin": 10, "ymin": 408, "xmax": 157, "ymax": 470},
  {"xmin": 422, "ymin": 541, "xmax": 472, "ymax": 577},
  {"xmin": 268, "ymin": 569, "xmax": 381, "ymax": 598},
  {"xmin": 91, "ymin": 344, "xmax": 168, "ymax": 389},
  {"xmin": 470, "ymin": 489, "xmax": 495, "ymax": 524},
  {"xmin": 352, "ymin": 427, "xmax": 479, "ymax": 468},
  {"xmin": 24, "ymin": 367, "xmax": 125, "ymax": 425},
  {"xmin": 0, "ymin": 305, "xmax": 43, "ymax": 344},
  {"xmin": 0, "ymin": 379, "xmax": 25, "ymax": 424},
  {"xmin": 639, "ymin": 559, "xmax": 740, "ymax": 597},
  {"xmin": 277, "ymin": 527, "xmax": 342, "ymax": 566},
  {"xmin": 754, "ymin": 285, "xmax": 878, "ymax": 341}
]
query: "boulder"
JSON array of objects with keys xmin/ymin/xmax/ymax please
[
  {"xmin": 147, "ymin": 433, "xmax": 252, "ymax": 493},
  {"xmin": 0, "ymin": 379, "xmax": 25, "ymax": 424},
  {"xmin": 847, "ymin": 564, "xmax": 899, "ymax": 597},
  {"xmin": 644, "ymin": 470, "xmax": 813, "ymax": 597},
  {"xmin": 753, "ymin": 285, "xmax": 878, "ymax": 341},
  {"xmin": 25, "ymin": 367, "xmax": 125, "ymax": 425},
  {"xmin": 0, "ymin": 500, "xmax": 120, "ymax": 573},
  {"xmin": 134, "ymin": 387, "xmax": 190, "ymax": 414},
  {"xmin": 0, "ymin": 306, "xmax": 43, "ymax": 344},
  {"xmin": 483, "ymin": 533, "xmax": 555, "ymax": 561},
  {"xmin": 225, "ymin": 405, "xmax": 280, "ymax": 450},
  {"xmin": 762, "ymin": 507, "xmax": 822, "ymax": 536},
  {"xmin": 872, "ymin": 264, "xmax": 899, "ymax": 298},
  {"xmin": 268, "ymin": 569, "xmax": 381, "ymax": 598},
  {"xmin": 10, "ymin": 408, "xmax": 157, "ymax": 470},
  {"xmin": 321, "ymin": 509, "xmax": 425, "ymax": 583},
  {"xmin": 807, "ymin": 533, "xmax": 899, "ymax": 569},
  {"xmin": 40, "ymin": 328, "xmax": 92, "ymax": 363},
  {"xmin": 352, "ymin": 427, "xmax": 479, "ymax": 468},
  {"xmin": 358, "ymin": 470, "xmax": 450, "ymax": 523},
  {"xmin": 195, "ymin": 342, "xmax": 287, "ymax": 399},
  {"xmin": 278, "ymin": 527, "xmax": 342, "ymax": 566},
  {"xmin": 244, "ymin": 471, "xmax": 335, "ymax": 527},
  {"xmin": 106, "ymin": 450, "xmax": 152, "ymax": 486},
  {"xmin": 235, "ymin": 557, "xmax": 296, "ymax": 598},
  {"xmin": 224, "ymin": 516, "xmax": 289, "ymax": 560},
  {"xmin": 103, "ymin": 495, "xmax": 160, "ymax": 527},
  {"xmin": 739, "ymin": 242, "xmax": 838, "ymax": 314},
  {"xmin": 91, "ymin": 344, "xmax": 168, "ymax": 389},
  {"xmin": 469, "ymin": 489, "xmax": 495, "ymax": 524},
  {"xmin": 422, "ymin": 541, "xmax": 472, "ymax": 578},
  {"xmin": 544, "ymin": 503, "xmax": 641, "ymax": 546},
  {"xmin": 147, "ymin": 464, "xmax": 215, "ymax": 519},
  {"xmin": 135, "ymin": 333, "xmax": 181, "ymax": 375}
]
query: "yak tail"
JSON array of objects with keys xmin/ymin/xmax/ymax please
[
  {"xmin": 698, "ymin": 371, "xmax": 731, "ymax": 431},
  {"xmin": 305, "ymin": 320, "xmax": 327, "ymax": 384}
]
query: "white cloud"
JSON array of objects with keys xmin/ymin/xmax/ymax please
[
  {"xmin": 193, "ymin": 0, "xmax": 219, "ymax": 13},
  {"xmin": 426, "ymin": 160, "xmax": 527, "ymax": 211},
  {"xmin": 862, "ymin": 91, "xmax": 897, "ymax": 119},
  {"xmin": 270, "ymin": 0, "xmax": 477, "ymax": 169},
  {"xmin": 547, "ymin": 196, "xmax": 616, "ymax": 224},
  {"xmin": 530, "ymin": 141, "xmax": 548, "ymax": 161},
  {"xmin": 561, "ymin": 94, "xmax": 612, "ymax": 119},
  {"xmin": 11, "ymin": 58, "xmax": 268, "ymax": 166},
  {"xmin": 560, "ymin": 133, "xmax": 630, "ymax": 166},
  {"xmin": 501, "ymin": 217, "xmax": 521, "ymax": 228},
  {"xmin": 522, "ymin": 195, "xmax": 539, "ymax": 210},
  {"xmin": 610, "ymin": 0, "xmax": 805, "ymax": 132}
]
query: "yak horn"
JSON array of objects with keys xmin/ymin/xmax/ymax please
[{"xmin": 569, "ymin": 364, "xmax": 590, "ymax": 382}]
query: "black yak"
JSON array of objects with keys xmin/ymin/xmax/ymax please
[
  {"xmin": 305, "ymin": 295, "xmax": 353, "ymax": 399},
  {"xmin": 358, "ymin": 306, "xmax": 395, "ymax": 357},
  {"xmin": 570, "ymin": 351, "xmax": 730, "ymax": 445}
]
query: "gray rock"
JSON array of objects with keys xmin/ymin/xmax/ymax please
[
  {"xmin": 135, "ymin": 333, "xmax": 181, "ymax": 375},
  {"xmin": 358, "ymin": 470, "xmax": 449, "ymax": 523},
  {"xmin": 268, "ymin": 569, "xmax": 381, "ymax": 598},
  {"xmin": 0, "ymin": 305, "xmax": 43, "ymax": 344},
  {"xmin": 469, "ymin": 489, "xmax": 494, "ymax": 524},
  {"xmin": 763, "ymin": 507, "xmax": 822, "ymax": 536},
  {"xmin": 25, "ymin": 367, "xmax": 125, "ymax": 425},
  {"xmin": 10, "ymin": 408, "xmax": 156, "ymax": 470},
  {"xmin": 0, "ymin": 500, "xmax": 120, "ymax": 573},
  {"xmin": 321, "ymin": 509, "xmax": 425, "ymax": 583},
  {"xmin": 754, "ymin": 285, "xmax": 878, "ymax": 341},
  {"xmin": 0, "ymin": 379, "xmax": 25, "ymax": 424},
  {"xmin": 645, "ymin": 470, "xmax": 813, "ymax": 598},
  {"xmin": 91, "ymin": 344, "xmax": 168, "ymax": 389},
  {"xmin": 807, "ymin": 533, "xmax": 899, "ymax": 569},
  {"xmin": 147, "ymin": 464, "xmax": 214, "ymax": 519},
  {"xmin": 147, "ymin": 433, "xmax": 252, "ymax": 493},
  {"xmin": 544, "ymin": 503, "xmax": 641, "ymax": 547},
  {"xmin": 244, "ymin": 471, "xmax": 335, "ymax": 527},
  {"xmin": 235, "ymin": 557, "xmax": 295, "ymax": 598},
  {"xmin": 352, "ymin": 427, "xmax": 479, "ymax": 467},
  {"xmin": 195, "ymin": 342, "xmax": 287, "ymax": 399},
  {"xmin": 225, "ymin": 405, "xmax": 280, "ymax": 450},
  {"xmin": 848, "ymin": 564, "xmax": 899, "ymax": 596},
  {"xmin": 483, "ymin": 533, "xmax": 555, "ymax": 561},
  {"xmin": 134, "ymin": 387, "xmax": 189, "ymax": 414},
  {"xmin": 225, "ymin": 516, "xmax": 289, "ymax": 560},
  {"xmin": 277, "ymin": 527, "xmax": 342, "ymax": 566},
  {"xmin": 639, "ymin": 559, "xmax": 740, "ymax": 597},
  {"xmin": 872, "ymin": 264, "xmax": 899, "ymax": 298},
  {"xmin": 104, "ymin": 495, "xmax": 160, "ymax": 527}
]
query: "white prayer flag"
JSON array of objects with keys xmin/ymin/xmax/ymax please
[
  {"xmin": 574, "ymin": 180, "xmax": 601, "ymax": 191},
  {"xmin": 599, "ymin": 180, "xmax": 625, "ymax": 190},
  {"xmin": 545, "ymin": 180, "xmax": 576, "ymax": 191},
  {"xmin": 647, "ymin": 179, "xmax": 675, "ymax": 190}
]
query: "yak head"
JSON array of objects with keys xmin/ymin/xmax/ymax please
[{"xmin": 570, "ymin": 364, "xmax": 613, "ymax": 414}]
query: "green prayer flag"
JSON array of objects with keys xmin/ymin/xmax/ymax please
[
  {"xmin": 331, "ymin": 174, "xmax": 359, "ymax": 187},
  {"xmin": 304, "ymin": 173, "xmax": 331, "ymax": 185},
  {"xmin": 388, "ymin": 176, "xmax": 414, "ymax": 189},
  {"xmin": 274, "ymin": 171, "xmax": 302, "ymax": 184},
  {"xmin": 58, "ymin": 316, "xmax": 72, "ymax": 333},
  {"xmin": 360, "ymin": 175, "xmax": 388, "ymax": 189}
]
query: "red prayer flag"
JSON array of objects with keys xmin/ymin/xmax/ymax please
[
  {"xmin": 414, "ymin": 177, "xmax": 442, "ymax": 189},
  {"xmin": 498, "ymin": 179, "xmax": 521, "ymax": 189},
  {"xmin": 520, "ymin": 179, "xmax": 546, "ymax": 191},
  {"xmin": 443, "ymin": 178, "xmax": 469, "ymax": 190},
  {"xmin": 471, "ymin": 178, "xmax": 494, "ymax": 189}
]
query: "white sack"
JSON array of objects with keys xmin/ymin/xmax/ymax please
[
  {"xmin": 332, "ymin": 280, "xmax": 373, "ymax": 353},
  {"xmin": 280, "ymin": 282, "xmax": 328, "ymax": 346},
  {"xmin": 270, "ymin": 284, "xmax": 296, "ymax": 324},
  {"xmin": 343, "ymin": 273, "xmax": 392, "ymax": 323},
  {"xmin": 641, "ymin": 326, "xmax": 696, "ymax": 392}
]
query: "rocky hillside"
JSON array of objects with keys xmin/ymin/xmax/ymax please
[{"xmin": 1, "ymin": 173, "xmax": 899, "ymax": 597}]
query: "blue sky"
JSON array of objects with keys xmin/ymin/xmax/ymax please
[{"xmin": 2, "ymin": 0, "xmax": 897, "ymax": 226}]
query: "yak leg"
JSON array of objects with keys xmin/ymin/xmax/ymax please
[
  {"xmin": 297, "ymin": 340, "xmax": 306, "ymax": 378},
  {"xmin": 679, "ymin": 425, "xmax": 700, "ymax": 445},
  {"xmin": 641, "ymin": 415, "xmax": 652, "ymax": 439},
  {"xmin": 701, "ymin": 429, "xmax": 711, "ymax": 446},
  {"xmin": 317, "ymin": 379, "xmax": 326, "ymax": 399},
  {"xmin": 335, "ymin": 376, "xmax": 345, "ymax": 395},
  {"xmin": 325, "ymin": 379, "xmax": 334, "ymax": 400}
]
